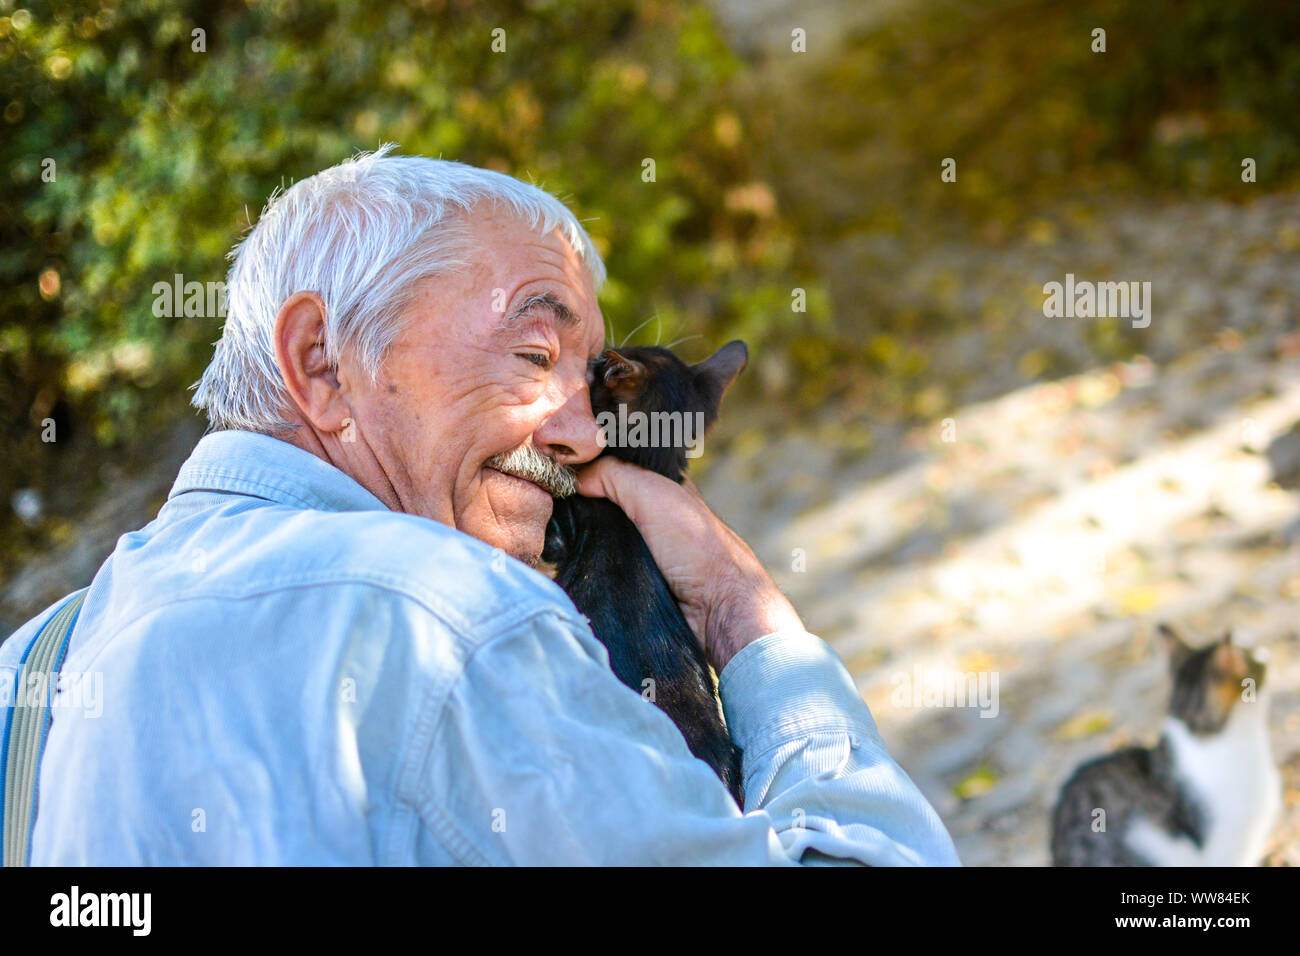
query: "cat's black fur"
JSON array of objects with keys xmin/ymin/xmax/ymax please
[{"xmin": 543, "ymin": 341, "xmax": 748, "ymax": 804}]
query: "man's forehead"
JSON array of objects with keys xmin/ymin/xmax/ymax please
[
  {"xmin": 497, "ymin": 287, "xmax": 605, "ymax": 358},
  {"xmin": 468, "ymin": 211, "xmax": 604, "ymax": 353},
  {"xmin": 473, "ymin": 207, "xmax": 584, "ymax": 274}
]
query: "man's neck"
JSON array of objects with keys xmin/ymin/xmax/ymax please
[{"xmin": 279, "ymin": 417, "xmax": 404, "ymax": 514}]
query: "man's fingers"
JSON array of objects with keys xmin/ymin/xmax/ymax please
[
  {"xmin": 574, "ymin": 457, "xmax": 705, "ymax": 534},
  {"xmin": 574, "ymin": 457, "xmax": 665, "ymax": 515},
  {"xmin": 576, "ymin": 457, "xmax": 702, "ymax": 503},
  {"xmin": 573, "ymin": 456, "xmax": 622, "ymax": 500}
]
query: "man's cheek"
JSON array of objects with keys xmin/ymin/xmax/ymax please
[
  {"xmin": 489, "ymin": 406, "xmax": 554, "ymax": 455},
  {"xmin": 482, "ymin": 369, "xmax": 554, "ymax": 409}
]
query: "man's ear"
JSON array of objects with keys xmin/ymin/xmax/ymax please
[
  {"xmin": 691, "ymin": 340, "xmax": 748, "ymax": 412},
  {"xmin": 274, "ymin": 291, "xmax": 350, "ymax": 433}
]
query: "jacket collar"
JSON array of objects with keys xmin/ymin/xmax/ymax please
[{"xmin": 168, "ymin": 429, "xmax": 390, "ymax": 513}]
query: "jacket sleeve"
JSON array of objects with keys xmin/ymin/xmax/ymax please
[{"xmin": 413, "ymin": 610, "xmax": 960, "ymax": 866}]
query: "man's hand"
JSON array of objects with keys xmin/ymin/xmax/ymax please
[{"xmin": 574, "ymin": 457, "xmax": 805, "ymax": 672}]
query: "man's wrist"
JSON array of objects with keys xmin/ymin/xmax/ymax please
[{"xmin": 707, "ymin": 583, "xmax": 805, "ymax": 672}]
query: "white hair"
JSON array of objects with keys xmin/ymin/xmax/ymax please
[{"xmin": 191, "ymin": 144, "xmax": 606, "ymax": 433}]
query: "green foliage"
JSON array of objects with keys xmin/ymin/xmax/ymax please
[
  {"xmin": 785, "ymin": 0, "xmax": 1300, "ymax": 240},
  {"xmin": 4, "ymin": 0, "xmax": 1295, "ymax": 575},
  {"xmin": 759, "ymin": 0, "xmax": 1300, "ymax": 413},
  {"xmin": 0, "ymin": 0, "xmax": 811, "ymax": 574}
]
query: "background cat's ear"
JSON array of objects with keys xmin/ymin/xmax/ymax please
[
  {"xmin": 601, "ymin": 349, "xmax": 646, "ymax": 397},
  {"xmin": 691, "ymin": 340, "xmax": 748, "ymax": 412},
  {"xmin": 1211, "ymin": 632, "xmax": 1244, "ymax": 673},
  {"xmin": 1158, "ymin": 623, "xmax": 1194, "ymax": 671}
]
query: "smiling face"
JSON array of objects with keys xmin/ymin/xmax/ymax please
[{"xmin": 337, "ymin": 204, "xmax": 607, "ymax": 564}]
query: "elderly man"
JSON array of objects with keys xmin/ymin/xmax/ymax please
[{"xmin": 2, "ymin": 147, "xmax": 958, "ymax": 865}]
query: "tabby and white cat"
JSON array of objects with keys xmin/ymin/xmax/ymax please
[{"xmin": 1051, "ymin": 626, "xmax": 1281, "ymax": 866}]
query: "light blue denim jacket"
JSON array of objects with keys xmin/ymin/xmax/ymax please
[{"xmin": 1, "ymin": 429, "xmax": 959, "ymax": 865}]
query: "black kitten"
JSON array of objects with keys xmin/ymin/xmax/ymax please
[{"xmin": 544, "ymin": 341, "xmax": 748, "ymax": 804}]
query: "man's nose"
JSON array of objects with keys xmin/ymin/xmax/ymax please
[{"xmin": 533, "ymin": 386, "xmax": 605, "ymax": 466}]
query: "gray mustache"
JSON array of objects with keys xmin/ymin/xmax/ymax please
[{"xmin": 485, "ymin": 444, "xmax": 577, "ymax": 499}]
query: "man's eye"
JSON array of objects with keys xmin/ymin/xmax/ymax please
[{"xmin": 519, "ymin": 352, "xmax": 552, "ymax": 370}]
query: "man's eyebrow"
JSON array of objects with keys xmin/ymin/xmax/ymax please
[{"xmin": 505, "ymin": 291, "xmax": 579, "ymax": 328}]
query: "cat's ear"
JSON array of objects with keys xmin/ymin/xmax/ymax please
[
  {"xmin": 1211, "ymin": 632, "xmax": 1243, "ymax": 672},
  {"xmin": 1158, "ymin": 623, "xmax": 1194, "ymax": 671},
  {"xmin": 691, "ymin": 340, "xmax": 748, "ymax": 411},
  {"xmin": 601, "ymin": 349, "xmax": 646, "ymax": 398}
]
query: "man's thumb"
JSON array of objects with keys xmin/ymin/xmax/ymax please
[
  {"xmin": 574, "ymin": 456, "xmax": 626, "ymax": 502},
  {"xmin": 574, "ymin": 457, "xmax": 670, "ymax": 523}
]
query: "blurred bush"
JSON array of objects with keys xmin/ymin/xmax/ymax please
[
  {"xmin": 754, "ymin": 0, "xmax": 1300, "ymax": 413},
  {"xmin": 4, "ymin": 0, "xmax": 1297, "ymax": 578},
  {"xmin": 782, "ymin": 0, "xmax": 1300, "ymax": 240},
  {"xmin": 0, "ymin": 0, "xmax": 813, "ymax": 578}
]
